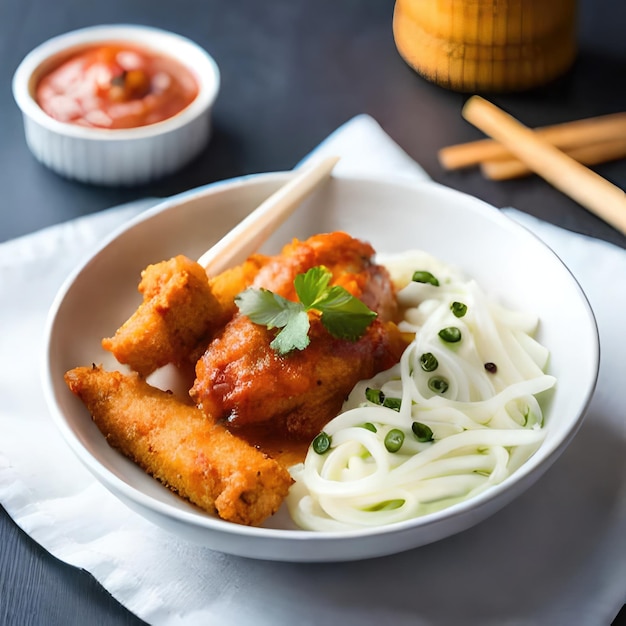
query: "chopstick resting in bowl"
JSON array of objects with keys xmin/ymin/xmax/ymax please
[
  {"xmin": 459, "ymin": 96, "xmax": 626, "ymax": 237},
  {"xmin": 198, "ymin": 155, "xmax": 340, "ymax": 276}
]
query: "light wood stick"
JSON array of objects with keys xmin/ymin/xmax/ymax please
[
  {"xmin": 481, "ymin": 137, "xmax": 626, "ymax": 180},
  {"xmin": 197, "ymin": 156, "xmax": 339, "ymax": 276},
  {"xmin": 462, "ymin": 96, "xmax": 626, "ymax": 236},
  {"xmin": 439, "ymin": 111, "xmax": 626, "ymax": 170}
]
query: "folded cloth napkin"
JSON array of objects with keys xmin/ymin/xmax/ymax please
[{"xmin": 1, "ymin": 115, "xmax": 624, "ymax": 626}]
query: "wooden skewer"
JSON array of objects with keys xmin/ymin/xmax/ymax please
[
  {"xmin": 481, "ymin": 137, "xmax": 626, "ymax": 180},
  {"xmin": 197, "ymin": 156, "xmax": 340, "ymax": 276},
  {"xmin": 462, "ymin": 96, "xmax": 626, "ymax": 236},
  {"xmin": 439, "ymin": 111, "xmax": 626, "ymax": 170}
]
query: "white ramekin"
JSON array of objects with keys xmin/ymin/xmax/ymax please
[{"xmin": 12, "ymin": 25, "xmax": 220, "ymax": 186}]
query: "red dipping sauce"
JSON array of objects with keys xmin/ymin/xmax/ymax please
[{"xmin": 35, "ymin": 43, "xmax": 199, "ymax": 129}]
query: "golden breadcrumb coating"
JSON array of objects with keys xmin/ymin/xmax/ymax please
[
  {"xmin": 64, "ymin": 365, "xmax": 293, "ymax": 526},
  {"xmin": 101, "ymin": 254, "xmax": 266, "ymax": 377}
]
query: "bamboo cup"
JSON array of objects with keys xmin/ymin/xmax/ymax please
[
  {"xmin": 393, "ymin": 0, "xmax": 577, "ymax": 92},
  {"xmin": 462, "ymin": 96, "xmax": 626, "ymax": 236}
]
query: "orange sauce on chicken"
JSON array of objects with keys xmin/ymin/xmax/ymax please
[{"xmin": 36, "ymin": 43, "xmax": 198, "ymax": 129}]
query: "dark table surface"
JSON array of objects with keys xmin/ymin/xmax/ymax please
[{"xmin": 1, "ymin": 1, "xmax": 625, "ymax": 624}]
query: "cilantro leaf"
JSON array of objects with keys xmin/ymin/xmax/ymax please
[
  {"xmin": 270, "ymin": 309, "xmax": 310, "ymax": 353},
  {"xmin": 235, "ymin": 266, "xmax": 377, "ymax": 355},
  {"xmin": 316, "ymin": 284, "xmax": 361, "ymax": 310},
  {"xmin": 294, "ymin": 265, "xmax": 332, "ymax": 308},
  {"xmin": 321, "ymin": 309, "xmax": 375, "ymax": 341},
  {"xmin": 235, "ymin": 288, "xmax": 300, "ymax": 328},
  {"xmin": 314, "ymin": 284, "xmax": 377, "ymax": 340}
]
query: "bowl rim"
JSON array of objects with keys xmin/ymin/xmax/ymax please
[
  {"xmin": 41, "ymin": 171, "xmax": 600, "ymax": 551},
  {"xmin": 12, "ymin": 24, "xmax": 221, "ymax": 141}
]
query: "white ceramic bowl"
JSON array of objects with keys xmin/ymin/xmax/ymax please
[
  {"xmin": 42, "ymin": 173, "xmax": 599, "ymax": 561},
  {"xmin": 12, "ymin": 25, "xmax": 220, "ymax": 186}
]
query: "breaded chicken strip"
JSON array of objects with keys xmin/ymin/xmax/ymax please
[
  {"xmin": 64, "ymin": 365, "xmax": 293, "ymax": 526},
  {"xmin": 191, "ymin": 232, "xmax": 408, "ymax": 441},
  {"xmin": 102, "ymin": 254, "xmax": 265, "ymax": 377}
]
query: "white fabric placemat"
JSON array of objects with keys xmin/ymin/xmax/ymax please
[{"xmin": 1, "ymin": 115, "xmax": 624, "ymax": 626}]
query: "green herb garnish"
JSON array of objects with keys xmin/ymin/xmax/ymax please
[
  {"xmin": 428, "ymin": 376, "xmax": 449, "ymax": 394},
  {"xmin": 312, "ymin": 432, "xmax": 331, "ymax": 454},
  {"xmin": 411, "ymin": 421, "xmax": 434, "ymax": 442},
  {"xmin": 366, "ymin": 499, "xmax": 405, "ymax": 511},
  {"xmin": 384, "ymin": 429, "xmax": 405, "ymax": 453},
  {"xmin": 419, "ymin": 352, "xmax": 439, "ymax": 372},
  {"xmin": 365, "ymin": 387, "xmax": 402, "ymax": 411},
  {"xmin": 450, "ymin": 301, "xmax": 468, "ymax": 318},
  {"xmin": 361, "ymin": 422, "xmax": 378, "ymax": 433},
  {"xmin": 365, "ymin": 387, "xmax": 384, "ymax": 405},
  {"xmin": 439, "ymin": 326, "xmax": 462, "ymax": 343},
  {"xmin": 235, "ymin": 266, "xmax": 377, "ymax": 355},
  {"xmin": 412, "ymin": 270, "xmax": 439, "ymax": 286},
  {"xmin": 382, "ymin": 396, "xmax": 402, "ymax": 411}
]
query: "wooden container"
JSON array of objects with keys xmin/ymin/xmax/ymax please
[{"xmin": 393, "ymin": 0, "xmax": 577, "ymax": 93}]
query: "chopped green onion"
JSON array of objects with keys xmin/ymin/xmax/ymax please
[
  {"xmin": 383, "ymin": 397, "xmax": 402, "ymax": 411},
  {"xmin": 412, "ymin": 421, "xmax": 434, "ymax": 442},
  {"xmin": 411, "ymin": 270, "xmax": 439, "ymax": 286},
  {"xmin": 365, "ymin": 387, "xmax": 384, "ymax": 405},
  {"xmin": 384, "ymin": 429, "xmax": 405, "ymax": 453},
  {"xmin": 365, "ymin": 388, "xmax": 401, "ymax": 411},
  {"xmin": 428, "ymin": 376, "xmax": 449, "ymax": 394},
  {"xmin": 366, "ymin": 499, "xmax": 405, "ymax": 511},
  {"xmin": 450, "ymin": 301, "xmax": 467, "ymax": 318},
  {"xmin": 361, "ymin": 422, "xmax": 377, "ymax": 433},
  {"xmin": 312, "ymin": 432, "xmax": 331, "ymax": 454},
  {"xmin": 419, "ymin": 352, "xmax": 439, "ymax": 372},
  {"xmin": 439, "ymin": 326, "xmax": 462, "ymax": 343}
]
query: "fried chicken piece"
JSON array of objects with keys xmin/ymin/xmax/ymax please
[
  {"xmin": 193, "ymin": 315, "xmax": 407, "ymax": 440},
  {"xmin": 64, "ymin": 365, "xmax": 293, "ymax": 526},
  {"xmin": 101, "ymin": 255, "xmax": 217, "ymax": 377},
  {"xmin": 102, "ymin": 254, "xmax": 266, "ymax": 377},
  {"xmin": 191, "ymin": 232, "xmax": 409, "ymax": 441},
  {"xmin": 249, "ymin": 232, "xmax": 398, "ymax": 322},
  {"xmin": 208, "ymin": 254, "xmax": 268, "ymax": 314}
]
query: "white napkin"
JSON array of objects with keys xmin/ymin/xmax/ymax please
[{"xmin": 1, "ymin": 114, "xmax": 624, "ymax": 626}]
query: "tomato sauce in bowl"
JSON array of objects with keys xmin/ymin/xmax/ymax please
[
  {"xmin": 13, "ymin": 25, "xmax": 220, "ymax": 185},
  {"xmin": 35, "ymin": 43, "xmax": 199, "ymax": 129}
]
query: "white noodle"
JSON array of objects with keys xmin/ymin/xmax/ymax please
[{"xmin": 286, "ymin": 250, "xmax": 556, "ymax": 531}]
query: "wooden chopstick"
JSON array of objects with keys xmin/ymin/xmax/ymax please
[
  {"xmin": 462, "ymin": 96, "xmax": 626, "ymax": 236},
  {"xmin": 481, "ymin": 137, "xmax": 626, "ymax": 180},
  {"xmin": 197, "ymin": 155, "xmax": 340, "ymax": 276},
  {"xmin": 439, "ymin": 111, "xmax": 626, "ymax": 171}
]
